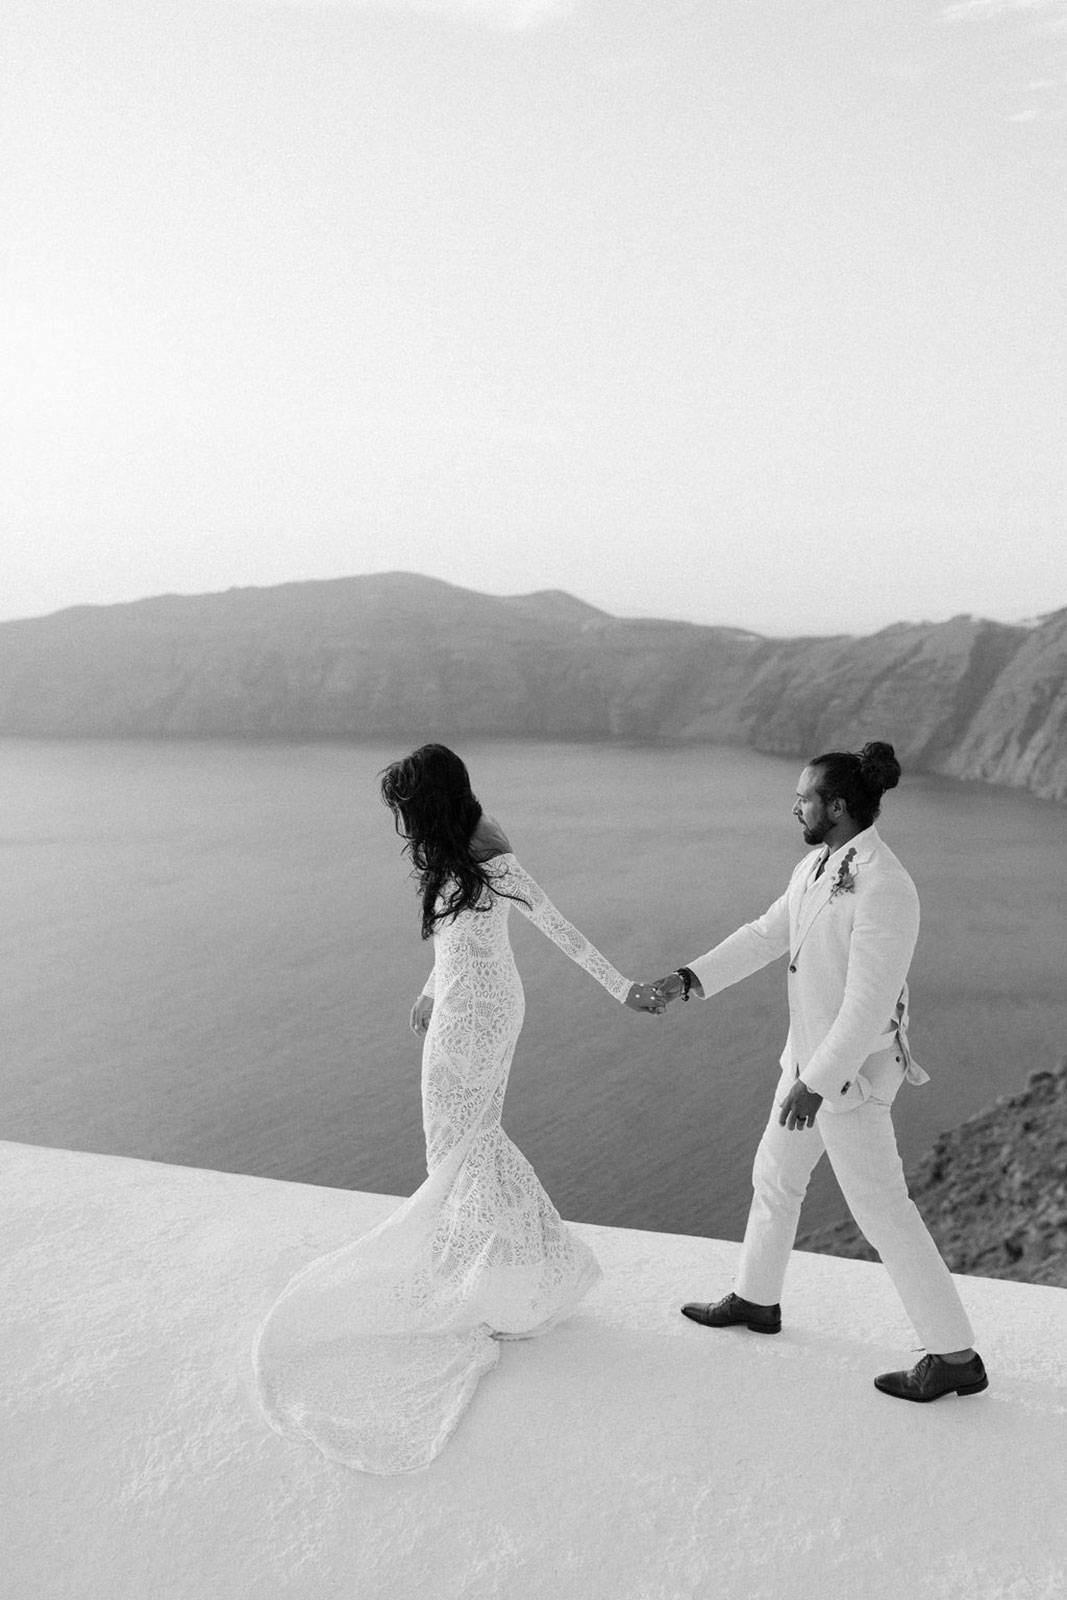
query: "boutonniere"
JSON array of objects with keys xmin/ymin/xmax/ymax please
[{"xmin": 829, "ymin": 847, "xmax": 858, "ymax": 900}]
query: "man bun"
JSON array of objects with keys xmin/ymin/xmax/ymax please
[
  {"xmin": 858, "ymin": 741, "xmax": 901, "ymax": 795},
  {"xmin": 810, "ymin": 741, "xmax": 902, "ymax": 828}
]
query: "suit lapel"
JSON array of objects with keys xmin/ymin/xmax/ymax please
[
  {"xmin": 791, "ymin": 852, "xmax": 834, "ymax": 956},
  {"xmin": 791, "ymin": 827, "xmax": 881, "ymax": 957}
]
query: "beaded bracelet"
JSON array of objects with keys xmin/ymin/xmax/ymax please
[{"xmin": 676, "ymin": 967, "xmax": 692, "ymax": 1002}]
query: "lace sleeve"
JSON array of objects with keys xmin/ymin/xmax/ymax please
[{"xmin": 490, "ymin": 855, "xmax": 631, "ymax": 1003}]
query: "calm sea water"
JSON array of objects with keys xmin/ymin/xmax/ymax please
[{"xmin": 4, "ymin": 737, "xmax": 1065, "ymax": 1240}]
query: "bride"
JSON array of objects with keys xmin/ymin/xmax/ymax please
[{"xmin": 253, "ymin": 744, "xmax": 662, "ymax": 1473}]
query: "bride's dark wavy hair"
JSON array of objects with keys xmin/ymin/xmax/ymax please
[{"xmin": 380, "ymin": 744, "xmax": 519, "ymax": 940}]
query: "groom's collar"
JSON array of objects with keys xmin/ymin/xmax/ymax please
[{"xmin": 822, "ymin": 825, "xmax": 880, "ymax": 868}]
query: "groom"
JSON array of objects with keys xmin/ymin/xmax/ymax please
[{"xmin": 653, "ymin": 742, "xmax": 987, "ymax": 1403}]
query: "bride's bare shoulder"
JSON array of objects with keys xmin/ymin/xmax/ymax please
[{"xmin": 471, "ymin": 812, "xmax": 512, "ymax": 862}]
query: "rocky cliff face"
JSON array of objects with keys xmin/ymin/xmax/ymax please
[
  {"xmin": 797, "ymin": 1059, "xmax": 1067, "ymax": 1288},
  {"xmin": 937, "ymin": 610, "xmax": 1067, "ymax": 802},
  {"xmin": 0, "ymin": 574, "xmax": 1063, "ymax": 801}
]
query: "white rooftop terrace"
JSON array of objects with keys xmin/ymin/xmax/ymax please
[{"xmin": 3, "ymin": 1141, "xmax": 1065, "ymax": 1600}]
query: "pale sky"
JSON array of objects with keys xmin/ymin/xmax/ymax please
[{"xmin": 2, "ymin": 0, "xmax": 1065, "ymax": 635}]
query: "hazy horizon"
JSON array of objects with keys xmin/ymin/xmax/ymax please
[
  {"xmin": 3, "ymin": 1, "xmax": 1065, "ymax": 635},
  {"xmin": 2, "ymin": 566, "xmax": 1064, "ymax": 639}
]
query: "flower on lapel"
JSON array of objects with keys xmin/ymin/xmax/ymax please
[{"xmin": 829, "ymin": 846, "xmax": 858, "ymax": 900}]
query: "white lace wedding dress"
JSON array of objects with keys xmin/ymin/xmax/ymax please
[{"xmin": 252, "ymin": 854, "xmax": 631, "ymax": 1473}]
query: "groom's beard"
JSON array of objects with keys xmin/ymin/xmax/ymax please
[{"xmin": 801, "ymin": 813, "xmax": 832, "ymax": 846}]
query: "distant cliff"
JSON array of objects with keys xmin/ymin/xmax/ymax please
[
  {"xmin": 1, "ymin": 573, "xmax": 1064, "ymax": 801},
  {"xmin": 797, "ymin": 1059, "xmax": 1067, "ymax": 1288}
]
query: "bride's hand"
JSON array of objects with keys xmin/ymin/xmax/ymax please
[
  {"xmin": 410, "ymin": 995, "xmax": 434, "ymax": 1034},
  {"xmin": 624, "ymin": 982, "xmax": 666, "ymax": 1015}
]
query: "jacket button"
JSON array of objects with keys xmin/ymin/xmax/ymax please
[{"xmin": 788, "ymin": 963, "xmax": 797, "ymax": 973}]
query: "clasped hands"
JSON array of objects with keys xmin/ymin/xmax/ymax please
[
  {"xmin": 624, "ymin": 981, "xmax": 668, "ymax": 1014},
  {"xmin": 624, "ymin": 969, "xmax": 689, "ymax": 1015}
]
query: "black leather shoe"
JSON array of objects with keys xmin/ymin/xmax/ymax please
[
  {"xmin": 680, "ymin": 1292, "xmax": 782, "ymax": 1334},
  {"xmin": 874, "ymin": 1352, "xmax": 988, "ymax": 1402}
]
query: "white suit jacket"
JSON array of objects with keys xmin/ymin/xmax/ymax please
[{"xmin": 686, "ymin": 826, "xmax": 929, "ymax": 1110}]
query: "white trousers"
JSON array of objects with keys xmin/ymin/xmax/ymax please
[{"xmin": 734, "ymin": 1048, "xmax": 975, "ymax": 1354}]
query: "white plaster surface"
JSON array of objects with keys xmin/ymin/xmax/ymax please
[{"xmin": 3, "ymin": 1141, "xmax": 1065, "ymax": 1600}]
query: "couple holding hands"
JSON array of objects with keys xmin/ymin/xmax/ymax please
[{"xmin": 253, "ymin": 740, "xmax": 985, "ymax": 1475}]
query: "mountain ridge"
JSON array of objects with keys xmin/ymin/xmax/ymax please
[{"xmin": 1, "ymin": 573, "xmax": 1064, "ymax": 802}]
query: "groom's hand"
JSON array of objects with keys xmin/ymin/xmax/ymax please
[
  {"xmin": 651, "ymin": 972, "xmax": 689, "ymax": 1004},
  {"xmin": 625, "ymin": 982, "xmax": 666, "ymax": 1014},
  {"xmin": 778, "ymin": 1079, "xmax": 823, "ymax": 1131}
]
